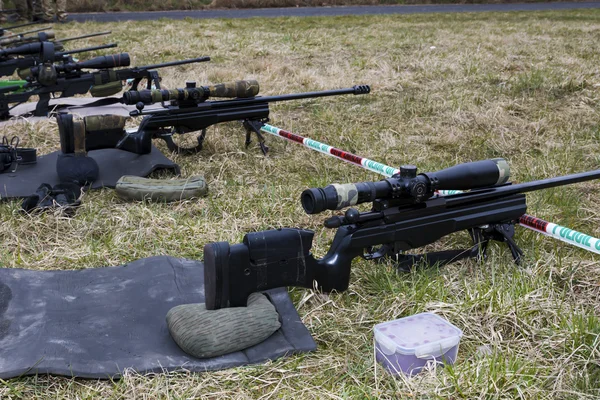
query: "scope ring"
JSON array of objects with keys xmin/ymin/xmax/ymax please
[{"xmin": 385, "ymin": 178, "xmax": 403, "ymax": 198}]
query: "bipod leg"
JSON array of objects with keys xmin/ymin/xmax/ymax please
[
  {"xmin": 473, "ymin": 223, "xmax": 523, "ymax": 265},
  {"xmin": 490, "ymin": 223, "xmax": 523, "ymax": 264},
  {"xmin": 242, "ymin": 119, "xmax": 269, "ymax": 155},
  {"xmin": 469, "ymin": 227, "xmax": 489, "ymax": 262}
]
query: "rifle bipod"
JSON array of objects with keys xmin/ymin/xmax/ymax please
[
  {"xmin": 381, "ymin": 222, "xmax": 524, "ymax": 272},
  {"xmin": 243, "ymin": 119, "xmax": 269, "ymax": 155}
]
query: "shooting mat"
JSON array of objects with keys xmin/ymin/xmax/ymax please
[
  {"xmin": 0, "ymin": 256, "xmax": 316, "ymax": 379},
  {"xmin": 0, "ymin": 146, "xmax": 180, "ymax": 199}
]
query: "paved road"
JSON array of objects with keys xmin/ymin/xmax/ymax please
[{"xmin": 69, "ymin": 1, "xmax": 600, "ymax": 22}]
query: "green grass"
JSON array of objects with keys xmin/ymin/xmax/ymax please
[{"xmin": 1, "ymin": 9, "xmax": 600, "ymax": 399}]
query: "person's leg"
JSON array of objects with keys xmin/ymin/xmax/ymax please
[{"xmin": 56, "ymin": 0, "xmax": 67, "ymax": 22}]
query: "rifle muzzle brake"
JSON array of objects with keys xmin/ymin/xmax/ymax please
[
  {"xmin": 352, "ymin": 85, "xmax": 371, "ymax": 95},
  {"xmin": 301, "ymin": 158, "xmax": 511, "ymax": 214},
  {"xmin": 122, "ymin": 79, "xmax": 260, "ymax": 105}
]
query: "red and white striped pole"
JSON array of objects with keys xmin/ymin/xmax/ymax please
[{"xmin": 262, "ymin": 123, "xmax": 600, "ymax": 255}]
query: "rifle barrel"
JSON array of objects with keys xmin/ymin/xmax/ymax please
[
  {"xmin": 2, "ymin": 26, "xmax": 51, "ymax": 39},
  {"xmin": 137, "ymin": 56, "xmax": 210, "ymax": 70},
  {"xmin": 445, "ymin": 169, "xmax": 600, "ymax": 207},
  {"xmin": 58, "ymin": 43, "xmax": 118, "ymax": 56},
  {"xmin": 55, "ymin": 31, "xmax": 112, "ymax": 44}
]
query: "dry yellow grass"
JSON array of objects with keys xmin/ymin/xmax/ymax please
[{"xmin": 1, "ymin": 10, "xmax": 600, "ymax": 399}]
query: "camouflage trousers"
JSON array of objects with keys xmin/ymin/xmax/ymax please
[
  {"xmin": 13, "ymin": 0, "xmax": 34, "ymax": 21},
  {"xmin": 35, "ymin": 0, "xmax": 67, "ymax": 22}
]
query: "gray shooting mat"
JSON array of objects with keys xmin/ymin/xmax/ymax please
[
  {"xmin": 0, "ymin": 256, "xmax": 316, "ymax": 379},
  {"xmin": 0, "ymin": 146, "xmax": 180, "ymax": 199}
]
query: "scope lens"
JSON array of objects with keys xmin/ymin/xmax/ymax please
[{"xmin": 301, "ymin": 188, "xmax": 322, "ymax": 214}]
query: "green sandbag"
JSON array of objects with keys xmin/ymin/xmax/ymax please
[
  {"xmin": 166, "ymin": 293, "xmax": 282, "ymax": 359},
  {"xmin": 115, "ymin": 175, "xmax": 208, "ymax": 202}
]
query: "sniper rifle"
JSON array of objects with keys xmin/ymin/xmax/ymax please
[
  {"xmin": 56, "ymin": 80, "xmax": 371, "ymax": 154},
  {"xmin": 201, "ymin": 158, "xmax": 600, "ymax": 309},
  {"xmin": 0, "ymin": 53, "xmax": 211, "ymax": 118}
]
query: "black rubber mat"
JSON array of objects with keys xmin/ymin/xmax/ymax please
[
  {"xmin": 0, "ymin": 146, "xmax": 180, "ymax": 199},
  {"xmin": 0, "ymin": 256, "xmax": 316, "ymax": 379}
]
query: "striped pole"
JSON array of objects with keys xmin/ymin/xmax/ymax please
[
  {"xmin": 261, "ymin": 123, "xmax": 600, "ymax": 256},
  {"xmin": 260, "ymin": 123, "xmax": 400, "ymax": 177},
  {"xmin": 518, "ymin": 214, "xmax": 600, "ymax": 255}
]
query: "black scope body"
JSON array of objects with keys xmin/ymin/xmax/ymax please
[
  {"xmin": 56, "ymin": 53, "xmax": 131, "ymax": 72},
  {"xmin": 301, "ymin": 158, "xmax": 511, "ymax": 214},
  {"xmin": 0, "ymin": 42, "xmax": 43, "ymax": 58}
]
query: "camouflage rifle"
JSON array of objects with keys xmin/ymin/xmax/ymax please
[
  {"xmin": 0, "ymin": 41, "xmax": 118, "ymax": 78},
  {"xmin": 0, "ymin": 53, "xmax": 210, "ymax": 118},
  {"xmin": 56, "ymin": 81, "xmax": 371, "ymax": 155}
]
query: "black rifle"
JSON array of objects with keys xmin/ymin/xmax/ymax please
[
  {"xmin": 57, "ymin": 81, "xmax": 371, "ymax": 155},
  {"xmin": 0, "ymin": 54, "xmax": 211, "ymax": 118},
  {"xmin": 0, "ymin": 41, "xmax": 117, "ymax": 78},
  {"xmin": 201, "ymin": 158, "xmax": 600, "ymax": 309}
]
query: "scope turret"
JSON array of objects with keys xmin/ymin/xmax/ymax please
[
  {"xmin": 122, "ymin": 80, "xmax": 260, "ymax": 105},
  {"xmin": 301, "ymin": 158, "xmax": 511, "ymax": 214}
]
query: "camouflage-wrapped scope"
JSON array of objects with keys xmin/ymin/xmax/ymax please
[{"xmin": 122, "ymin": 80, "xmax": 260, "ymax": 105}]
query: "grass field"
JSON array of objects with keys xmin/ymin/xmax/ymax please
[{"xmin": 1, "ymin": 9, "xmax": 600, "ymax": 399}]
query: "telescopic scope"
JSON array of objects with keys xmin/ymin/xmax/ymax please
[
  {"xmin": 122, "ymin": 79, "xmax": 260, "ymax": 105},
  {"xmin": 56, "ymin": 53, "xmax": 131, "ymax": 72},
  {"xmin": 301, "ymin": 158, "xmax": 510, "ymax": 214}
]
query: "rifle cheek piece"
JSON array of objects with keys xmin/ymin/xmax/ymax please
[{"xmin": 204, "ymin": 228, "xmax": 318, "ymax": 310}]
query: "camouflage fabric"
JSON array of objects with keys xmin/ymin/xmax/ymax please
[
  {"xmin": 492, "ymin": 158, "xmax": 511, "ymax": 185},
  {"xmin": 83, "ymin": 115, "xmax": 127, "ymax": 133},
  {"xmin": 13, "ymin": 0, "xmax": 33, "ymax": 21},
  {"xmin": 166, "ymin": 293, "xmax": 282, "ymax": 359},
  {"xmin": 115, "ymin": 175, "xmax": 208, "ymax": 203},
  {"xmin": 35, "ymin": 0, "xmax": 66, "ymax": 22},
  {"xmin": 208, "ymin": 80, "xmax": 259, "ymax": 98},
  {"xmin": 332, "ymin": 183, "xmax": 359, "ymax": 209}
]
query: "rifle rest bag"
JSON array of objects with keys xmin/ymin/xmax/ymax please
[
  {"xmin": 115, "ymin": 175, "xmax": 208, "ymax": 202},
  {"xmin": 166, "ymin": 293, "xmax": 281, "ymax": 359}
]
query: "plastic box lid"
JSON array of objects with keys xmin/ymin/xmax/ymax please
[{"xmin": 374, "ymin": 312, "xmax": 463, "ymax": 358}]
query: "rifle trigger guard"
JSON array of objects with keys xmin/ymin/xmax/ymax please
[
  {"xmin": 158, "ymin": 129, "xmax": 205, "ymax": 154},
  {"xmin": 362, "ymin": 244, "xmax": 392, "ymax": 260}
]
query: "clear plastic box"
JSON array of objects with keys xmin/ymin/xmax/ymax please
[{"xmin": 374, "ymin": 312, "xmax": 463, "ymax": 376}]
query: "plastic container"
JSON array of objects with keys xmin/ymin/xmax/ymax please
[{"xmin": 374, "ymin": 312, "xmax": 463, "ymax": 376}]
